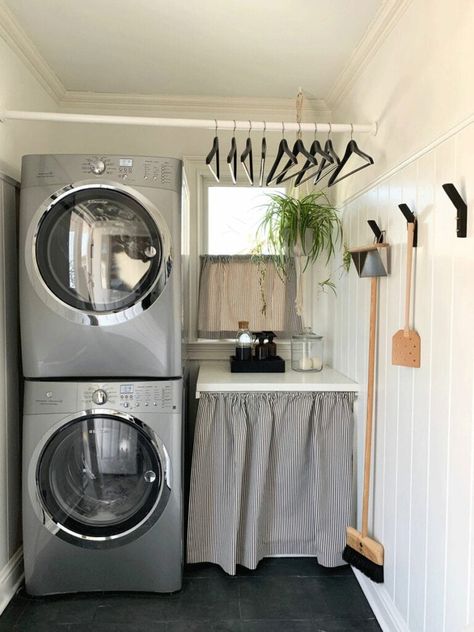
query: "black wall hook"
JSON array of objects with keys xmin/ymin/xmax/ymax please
[
  {"xmin": 367, "ymin": 220, "xmax": 384, "ymax": 243},
  {"xmin": 398, "ymin": 204, "xmax": 418, "ymax": 247},
  {"xmin": 442, "ymin": 183, "xmax": 467, "ymax": 238}
]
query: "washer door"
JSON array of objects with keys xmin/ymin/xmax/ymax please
[
  {"xmin": 34, "ymin": 413, "xmax": 171, "ymax": 548},
  {"xmin": 29, "ymin": 183, "xmax": 172, "ymax": 325}
]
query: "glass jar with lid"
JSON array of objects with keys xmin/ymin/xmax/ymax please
[
  {"xmin": 291, "ymin": 327, "xmax": 324, "ymax": 372},
  {"xmin": 235, "ymin": 321, "xmax": 253, "ymax": 361}
]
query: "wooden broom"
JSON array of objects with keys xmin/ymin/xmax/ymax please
[{"xmin": 342, "ymin": 276, "xmax": 384, "ymax": 582}]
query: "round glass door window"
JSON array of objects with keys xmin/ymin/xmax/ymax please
[
  {"xmin": 35, "ymin": 188, "xmax": 163, "ymax": 313},
  {"xmin": 36, "ymin": 415, "xmax": 166, "ymax": 541}
]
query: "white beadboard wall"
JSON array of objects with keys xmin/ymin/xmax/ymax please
[{"xmin": 332, "ymin": 120, "xmax": 474, "ymax": 632}]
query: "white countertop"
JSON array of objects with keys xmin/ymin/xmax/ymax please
[{"xmin": 195, "ymin": 361, "xmax": 359, "ymax": 397}]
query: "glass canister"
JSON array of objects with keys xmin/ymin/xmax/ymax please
[
  {"xmin": 235, "ymin": 320, "xmax": 253, "ymax": 360},
  {"xmin": 291, "ymin": 327, "xmax": 324, "ymax": 372}
]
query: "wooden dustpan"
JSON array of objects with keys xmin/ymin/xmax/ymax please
[{"xmin": 392, "ymin": 221, "xmax": 420, "ymax": 367}]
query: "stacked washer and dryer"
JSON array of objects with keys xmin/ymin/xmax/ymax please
[{"xmin": 19, "ymin": 155, "xmax": 184, "ymax": 595}]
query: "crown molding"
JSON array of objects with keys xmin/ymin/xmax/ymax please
[
  {"xmin": 0, "ymin": 2, "xmax": 330, "ymax": 118},
  {"xmin": 59, "ymin": 91, "xmax": 330, "ymax": 120},
  {"xmin": 0, "ymin": 2, "xmax": 331, "ymax": 119},
  {"xmin": 0, "ymin": 2, "xmax": 65, "ymax": 102},
  {"xmin": 326, "ymin": 0, "xmax": 414, "ymax": 110}
]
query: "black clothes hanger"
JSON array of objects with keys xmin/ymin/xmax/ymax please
[
  {"xmin": 205, "ymin": 119, "xmax": 220, "ymax": 182},
  {"xmin": 240, "ymin": 121, "xmax": 254, "ymax": 185},
  {"xmin": 227, "ymin": 120, "xmax": 238, "ymax": 184},
  {"xmin": 258, "ymin": 122, "xmax": 267, "ymax": 187},
  {"xmin": 313, "ymin": 124, "xmax": 341, "ymax": 185},
  {"xmin": 275, "ymin": 124, "xmax": 317, "ymax": 185},
  {"xmin": 327, "ymin": 126, "xmax": 374, "ymax": 187},
  {"xmin": 294, "ymin": 123, "xmax": 334, "ymax": 186},
  {"xmin": 266, "ymin": 122, "xmax": 297, "ymax": 185}
]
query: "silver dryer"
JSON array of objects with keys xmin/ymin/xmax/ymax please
[{"xmin": 19, "ymin": 154, "xmax": 182, "ymax": 378}]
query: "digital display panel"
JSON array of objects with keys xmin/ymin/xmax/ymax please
[
  {"xmin": 119, "ymin": 159, "xmax": 133, "ymax": 167},
  {"xmin": 120, "ymin": 384, "xmax": 134, "ymax": 394}
]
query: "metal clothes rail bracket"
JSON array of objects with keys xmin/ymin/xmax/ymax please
[
  {"xmin": 442, "ymin": 183, "xmax": 468, "ymax": 238},
  {"xmin": 0, "ymin": 109, "xmax": 377, "ymax": 135},
  {"xmin": 398, "ymin": 203, "xmax": 418, "ymax": 247}
]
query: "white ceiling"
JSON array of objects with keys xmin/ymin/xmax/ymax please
[{"xmin": 4, "ymin": 0, "xmax": 384, "ymax": 102}]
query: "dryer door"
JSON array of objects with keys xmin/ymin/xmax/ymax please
[
  {"xmin": 30, "ymin": 183, "xmax": 172, "ymax": 325},
  {"xmin": 34, "ymin": 413, "xmax": 171, "ymax": 548}
]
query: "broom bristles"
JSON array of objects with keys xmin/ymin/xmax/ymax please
[{"xmin": 342, "ymin": 544, "xmax": 384, "ymax": 583}]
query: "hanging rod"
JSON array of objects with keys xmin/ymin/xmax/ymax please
[{"xmin": 0, "ymin": 110, "xmax": 377, "ymax": 135}]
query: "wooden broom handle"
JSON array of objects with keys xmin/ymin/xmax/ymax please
[
  {"xmin": 362, "ymin": 276, "xmax": 377, "ymax": 538},
  {"xmin": 404, "ymin": 222, "xmax": 415, "ymax": 333}
]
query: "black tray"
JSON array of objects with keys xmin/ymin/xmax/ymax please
[{"xmin": 230, "ymin": 355, "xmax": 285, "ymax": 373}]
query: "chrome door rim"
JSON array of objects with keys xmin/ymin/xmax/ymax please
[
  {"xmin": 25, "ymin": 181, "xmax": 173, "ymax": 326},
  {"xmin": 28, "ymin": 409, "xmax": 172, "ymax": 548}
]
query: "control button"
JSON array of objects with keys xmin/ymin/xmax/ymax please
[
  {"xmin": 92, "ymin": 389, "xmax": 108, "ymax": 405},
  {"xmin": 46, "ymin": 391, "xmax": 53, "ymax": 399},
  {"xmin": 123, "ymin": 401, "xmax": 129, "ymax": 408},
  {"xmin": 153, "ymin": 402, "xmax": 157, "ymax": 406},
  {"xmin": 90, "ymin": 160, "xmax": 106, "ymax": 175},
  {"xmin": 145, "ymin": 402, "xmax": 149, "ymax": 407}
]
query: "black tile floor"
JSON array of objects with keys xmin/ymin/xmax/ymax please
[{"xmin": 0, "ymin": 558, "xmax": 381, "ymax": 632}]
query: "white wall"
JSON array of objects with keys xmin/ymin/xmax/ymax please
[{"xmin": 330, "ymin": 1, "xmax": 474, "ymax": 630}]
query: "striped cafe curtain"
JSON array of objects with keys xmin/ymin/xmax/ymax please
[
  {"xmin": 197, "ymin": 255, "xmax": 302, "ymax": 339},
  {"xmin": 187, "ymin": 391, "xmax": 356, "ymax": 575}
]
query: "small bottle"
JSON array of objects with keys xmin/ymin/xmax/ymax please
[
  {"xmin": 255, "ymin": 333, "xmax": 268, "ymax": 360},
  {"xmin": 265, "ymin": 331, "xmax": 277, "ymax": 357},
  {"xmin": 291, "ymin": 327, "xmax": 324, "ymax": 372},
  {"xmin": 235, "ymin": 321, "xmax": 253, "ymax": 361}
]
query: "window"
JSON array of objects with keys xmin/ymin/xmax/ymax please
[
  {"xmin": 205, "ymin": 186, "xmax": 284, "ymax": 254},
  {"xmin": 197, "ymin": 183, "xmax": 301, "ymax": 339}
]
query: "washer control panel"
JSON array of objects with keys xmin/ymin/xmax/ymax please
[
  {"xmin": 23, "ymin": 380, "xmax": 182, "ymax": 415},
  {"xmin": 78, "ymin": 381, "xmax": 180, "ymax": 413}
]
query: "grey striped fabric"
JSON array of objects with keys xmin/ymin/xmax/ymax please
[
  {"xmin": 187, "ymin": 391, "xmax": 356, "ymax": 575},
  {"xmin": 197, "ymin": 255, "xmax": 302, "ymax": 339}
]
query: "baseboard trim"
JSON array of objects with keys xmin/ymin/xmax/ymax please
[
  {"xmin": 0, "ymin": 548, "xmax": 24, "ymax": 615},
  {"xmin": 354, "ymin": 569, "xmax": 409, "ymax": 632}
]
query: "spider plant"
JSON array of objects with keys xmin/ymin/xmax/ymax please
[
  {"xmin": 258, "ymin": 190, "xmax": 342, "ymax": 279},
  {"xmin": 255, "ymin": 190, "xmax": 343, "ymax": 324}
]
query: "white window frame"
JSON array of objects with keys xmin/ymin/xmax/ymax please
[{"xmin": 182, "ymin": 157, "xmax": 314, "ymax": 357}]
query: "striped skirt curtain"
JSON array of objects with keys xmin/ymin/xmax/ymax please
[{"xmin": 187, "ymin": 391, "xmax": 356, "ymax": 575}]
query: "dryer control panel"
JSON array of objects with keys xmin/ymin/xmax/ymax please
[
  {"xmin": 21, "ymin": 154, "xmax": 182, "ymax": 193},
  {"xmin": 78, "ymin": 381, "xmax": 180, "ymax": 414}
]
